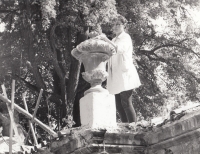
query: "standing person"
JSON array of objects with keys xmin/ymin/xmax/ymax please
[{"xmin": 99, "ymin": 15, "xmax": 141, "ymax": 123}]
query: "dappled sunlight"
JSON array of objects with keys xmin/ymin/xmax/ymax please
[
  {"xmin": 149, "ymin": 16, "xmax": 169, "ymax": 36},
  {"xmin": 0, "ymin": 23, "xmax": 5, "ymax": 32},
  {"xmin": 154, "ymin": 61, "xmax": 199, "ymax": 119}
]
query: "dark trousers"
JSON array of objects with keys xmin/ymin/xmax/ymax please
[{"xmin": 115, "ymin": 89, "xmax": 137, "ymax": 123}]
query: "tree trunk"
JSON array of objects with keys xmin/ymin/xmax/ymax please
[
  {"xmin": 66, "ymin": 57, "xmax": 81, "ymax": 116},
  {"xmin": 25, "ymin": 0, "xmax": 46, "ymax": 90},
  {"xmin": 73, "ymin": 64, "xmax": 90, "ymax": 127},
  {"xmin": 48, "ymin": 23, "xmax": 67, "ymax": 129},
  {"xmin": 66, "ymin": 32, "xmax": 88, "ymax": 122}
]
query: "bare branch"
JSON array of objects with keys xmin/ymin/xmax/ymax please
[{"xmin": 139, "ymin": 41, "xmax": 200, "ymax": 58}]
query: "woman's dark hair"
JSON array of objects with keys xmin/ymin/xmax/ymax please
[{"xmin": 116, "ymin": 15, "xmax": 127, "ymax": 25}]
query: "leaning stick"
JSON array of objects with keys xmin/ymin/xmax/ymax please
[
  {"xmin": 0, "ymin": 94, "xmax": 57, "ymax": 137},
  {"xmin": 24, "ymin": 89, "xmax": 43, "ymax": 144},
  {"xmin": 1, "ymin": 84, "xmax": 19, "ymax": 138},
  {"xmin": 9, "ymin": 80, "xmax": 15, "ymax": 154},
  {"xmin": 22, "ymin": 93, "xmax": 38, "ymax": 145}
]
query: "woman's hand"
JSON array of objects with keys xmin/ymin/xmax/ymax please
[
  {"xmin": 98, "ymin": 34, "xmax": 108, "ymax": 41},
  {"xmin": 88, "ymin": 31, "xmax": 99, "ymax": 38},
  {"xmin": 94, "ymin": 34, "xmax": 118, "ymax": 53},
  {"xmin": 94, "ymin": 34, "xmax": 108, "ymax": 42}
]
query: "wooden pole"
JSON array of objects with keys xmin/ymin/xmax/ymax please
[
  {"xmin": 9, "ymin": 80, "xmax": 15, "ymax": 154},
  {"xmin": 1, "ymin": 84, "xmax": 19, "ymax": 138},
  {"xmin": 22, "ymin": 93, "xmax": 38, "ymax": 145},
  {"xmin": 25, "ymin": 89, "xmax": 43, "ymax": 144},
  {"xmin": 0, "ymin": 94, "xmax": 57, "ymax": 137}
]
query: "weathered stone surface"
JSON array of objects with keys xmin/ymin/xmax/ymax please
[
  {"xmin": 51, "ymin": 129, "xmax": 94, "ymax": 153},
  {"xmin": 169, "ymin": 137, "xmax": 200, "ymax": 154},
  {"xmin": 104, "ymin": 132, "xmax": 147, "ymax": 146},
  {"xmin": 147, "ymin": 137, "xmax": 200, "ymax": 154},
  {"xmin": 144, "ymin": 109, "xmax": 200, "ymax": 154},
  {"xmin": 145, "ymin": 109, "xmax": 200, "ymax": 142},
  {"xmin": 72, "ymin": 144, "xmax": 145, "ymax": 154},
  {"xmin": 80, "ymin": 92, "xmax": 117, "ymax": 129},
  {"xmin": 50, "ymin": 124, "xmax": 147, "ymax": 154},
  {"xmin": 50, "ymin": 109, "xmax": 200, "ymax": 154},
  {"xmin": 146, "ymin": 127, "xmax": 200, "ymax": 153}
]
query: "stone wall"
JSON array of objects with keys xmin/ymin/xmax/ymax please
[
  {"xmin": 50, "ymin": 108, "xmax": 200, "ymax": 154},
  {"xmin": 146, "ymin": 108, "xmax": 200, "ymax": 154}
]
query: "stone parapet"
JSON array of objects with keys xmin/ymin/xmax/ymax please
[
  {"xmin": 145, "ymin": 109, "xmax": 200, "ymax": 153},
  {"xmin": 50, "ymin": 108, "xmax": 200, "ymax": 154},
  {"xmin": 50, "ymin": 127, "xmax": 146, "ymax": 154}
]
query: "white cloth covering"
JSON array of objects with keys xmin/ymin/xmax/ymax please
[{"xmin": 107, "ymin": 31, "xmax": 141, "ymax": 94}]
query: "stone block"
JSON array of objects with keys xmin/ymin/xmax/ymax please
[{"xmin": 80, "ymin": 92, "xmax": 117, "ymax": 129}]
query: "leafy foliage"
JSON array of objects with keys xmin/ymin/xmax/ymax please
[
  {"xmin": 116, "ymin": 0, "xmax": 200, "ymax": 119},
  {"xmin": 0, "ymin": 0, "xmax": 200, "ymax": 141},
  {"xmin": 0, "ymin": 0, "xmax": 119, "ymax": 136}
]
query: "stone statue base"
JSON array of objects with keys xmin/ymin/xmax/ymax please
[
  {"xmin": 84, "ymin": 85, "xmax": 108, "ymax": 95},
  {"xmin": 80, "ymin": 91, "xmax": 117, "ymax": 129}
]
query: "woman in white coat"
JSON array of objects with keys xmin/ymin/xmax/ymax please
[{"xmin": 99, "ymin": 15, "xmax": 141, "ymax": 122}]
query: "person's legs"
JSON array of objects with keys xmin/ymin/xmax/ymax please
[
  {"xmin": 120, "ymin": 89, "xmax": 137, "ymax": 122},
  {"xmin": 115, "ymin": 94, "xmax": 128, "ymax": 122}
]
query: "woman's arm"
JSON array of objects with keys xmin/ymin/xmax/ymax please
[{"xmin": 97, "ymin": 34, "xmax": 118, "ymax": 51}]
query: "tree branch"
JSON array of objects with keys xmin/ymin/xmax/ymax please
[
  {"xmin": 139, "ymin": 39, "xmax": 200, "ymax": 61},
  {"xmin": 49, "ymin": 22, "xmax": 66, "ymax": 107},
  {"xmin": 23, "ymin": 0, "xmax": 46, "ymax": 90},
  {"xmin": 15, "ymin": 74, "xmax": 62, "ymax": 103},
  {"xmin": 150, "ymin": 43, "xmax": 199, "ymax": 58},
  {"xmin": 49, "ymin": 22, "xmax": 65, "ymax": 79},
  {"xmin": 0, "ymin": 9, "xmax": 20, "ymax": 15}
]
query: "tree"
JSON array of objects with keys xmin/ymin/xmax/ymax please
[
  {"xmin": 115, "ymin": 0, "xmax": 200, "ymax": 119},
  {"xmin": 0, "ymin": 0, "xmax": 118, "ymax": 134},
  {"xmin": 0, "ymin": 0, "xmax": 200, "ymax": 139}
]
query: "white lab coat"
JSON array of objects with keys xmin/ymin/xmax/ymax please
[{"xmin": 107, "ymin": 32, "xmax": 141, "ymax": 94}]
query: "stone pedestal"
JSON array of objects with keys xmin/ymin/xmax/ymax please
[
  {"xmin": 71, "ymin": 35, "xmax": 117, "ymax": 130},
  {"xmin": 80, "ymin": 91, "xmax": 117, "ymax": 129}
]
